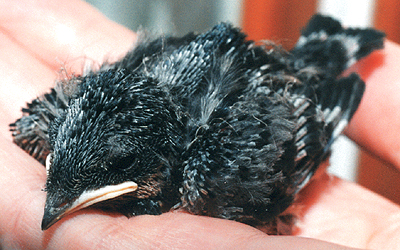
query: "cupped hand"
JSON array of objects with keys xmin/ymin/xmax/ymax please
[{"xmin": 1, "ymin": 1, "xmax": 400, "ymax": 249}]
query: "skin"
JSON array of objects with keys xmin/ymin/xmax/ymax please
[{"xmin": 0, "ymin": 0, "xmax": 400, "ymax": 249}]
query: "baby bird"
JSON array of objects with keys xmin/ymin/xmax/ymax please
[{"xmin": 10, "ymin": 14, "xmax": 384, "ymax": 233}]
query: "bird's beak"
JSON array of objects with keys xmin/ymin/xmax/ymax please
[{"xmin": 41, "ymin": 181, "xmax": 138, "ymax": 230}]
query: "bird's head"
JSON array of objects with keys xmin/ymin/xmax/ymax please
[{"xmin": 41, "ymin": 69, "xmax": 183, "ymax": 230}]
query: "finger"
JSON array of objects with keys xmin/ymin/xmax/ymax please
[
  {"xmin": 346, "ymin": 40, "xmax": 400, "ymax": 168},
  {"xmin": 1, "ymin": 0, "xmax": 137, "ymax": 135},
  {"xmin": 0, "ymin": 31, "xmax": 56, "ymax": 134},
  {"xmin": 0, "ymin": 133, "xmax": 46, "ymax": 249},
  {"xmin": 0, "ymin": 0, "xmax": 136, "ymax": 74},
  {"xmin": 297, "ymin": 173, "xmax": 400, "ymax": 249},
  {"xmin": 43, "ymin": 211, "xmax": 354, "ymax": 250}
]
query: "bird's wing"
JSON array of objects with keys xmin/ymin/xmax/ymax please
[{"xmin": 10, "ymin": 86, "xmax": 69, "ymax": 164}]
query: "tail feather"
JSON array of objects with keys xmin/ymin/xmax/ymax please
[
  {"xmin": 287, "ymin": 14, "xmax": 382, "ymax": 190},
  {"xmin": 318, "ymin": 73, "xmax": 365, "ymax": 147},
  {"xmin": 291, "ymin": 14, "xmax": 385, "ymax": 77},
  {"xmin": 291, "ymin": 73, "xmax": 365, "ymax": 190}
]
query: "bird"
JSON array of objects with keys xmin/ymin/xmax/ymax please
[{"xmin": 10, "ymin": 14, "xmax": 384, "ymax": 234}]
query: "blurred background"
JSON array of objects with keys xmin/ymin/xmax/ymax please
[{"xmin": 85, "ymin": 0, "xmax": 400, "ymax": 204}]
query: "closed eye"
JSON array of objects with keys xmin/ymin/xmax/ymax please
[{"xmin": 109, "ymin": 154, "xmax": 138, "ymax": 171}]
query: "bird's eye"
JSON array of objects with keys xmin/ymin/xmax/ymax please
[{"xmin": 109, "ymin": 154, "xmax": 138, "ymax": 171}]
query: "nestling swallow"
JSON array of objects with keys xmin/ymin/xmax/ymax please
[{"xmin": 10, "ymin": 14, "xmax": 384, "ymax": 233}]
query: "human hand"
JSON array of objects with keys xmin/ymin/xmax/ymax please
[{"xmin": 1, "ymin": 1, "xmax": 400, "ymax": 249}]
